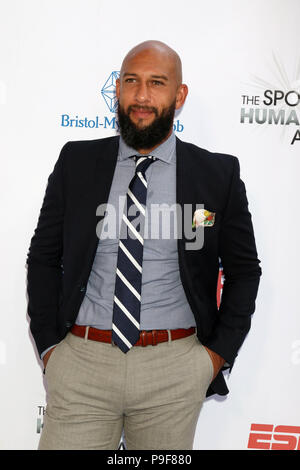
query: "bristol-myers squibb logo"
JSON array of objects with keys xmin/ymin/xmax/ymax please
[
  {"xmin": 60, "ymin": 71, "xmax": 184, "ymax": 133},
  {"xmin": 101, "ymin": 71, "xmax": 120, "ymax": 113}
]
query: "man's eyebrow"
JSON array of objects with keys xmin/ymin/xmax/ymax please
[
  {"xmin": 151, "ymin": 75, "xmax": 168, "ymax": 81},
  {"xmin": 122, "ymin": 73, "xmax": 168, "ymax": 81}
]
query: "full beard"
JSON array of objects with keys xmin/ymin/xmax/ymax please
[{"xmin": 117, "ymin": 101, "xmax": 176, "ymax": 151}]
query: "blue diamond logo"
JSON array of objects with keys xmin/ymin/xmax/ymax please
[{"xmin": 101, "ymin": 71, "xmax": 120, "ymax": 113}]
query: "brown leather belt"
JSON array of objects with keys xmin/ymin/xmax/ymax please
[{"xmin": 71, "ymin": 324, "xmax": 196, "ymax": 347}]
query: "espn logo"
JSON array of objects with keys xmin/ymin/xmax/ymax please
[{"xmin": 248, "ymin": 423, "xmax": 300, "ymax": 450}]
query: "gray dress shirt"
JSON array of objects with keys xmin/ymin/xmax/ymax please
[
  {"xmin": 41, "ymin": 131, "xmax": 196, "ymax": 358},
  {"xmin": 76, "ymin": 131, "xmax": 196, "ymax": 330}
]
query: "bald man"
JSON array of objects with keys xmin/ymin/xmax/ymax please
[{"xmin": 27, "ymin": 40, "xmax": 261, "ymax": 450}]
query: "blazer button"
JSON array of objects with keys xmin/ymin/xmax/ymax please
[
  {"xmin": 79, "ymin": 285, "xmax": 86, "ymax": 292},
  {"xmin": 65, "ymin": 321, "xmax": 72, "ymax": 328}
]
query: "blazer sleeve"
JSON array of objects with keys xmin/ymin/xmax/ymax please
[
  {"xmin": 26, "ymin": 143, "xmax": 69, "ymax": 357},
  {"xmin": 206, "ymin": 156, "xmax": 262, "ymax": 367}
]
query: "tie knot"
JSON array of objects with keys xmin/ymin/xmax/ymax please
[{"xmin": 133, "ymin": 155, "xmax": 157, "ymax": 177}]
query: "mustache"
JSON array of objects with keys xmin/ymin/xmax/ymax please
[{"xmin": 127, "ymin": 105, "xmax": 159, "ymax": 117}]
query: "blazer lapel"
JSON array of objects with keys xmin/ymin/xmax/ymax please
[
  {"xmin": 80, "ymin": 136, "xmax": 120, "ymax": 275},
  {"xmin": 93, "ymin": 136, "xmax": 119, "ymax": 219},
  {"xmin": 175, "ymin": 136, "xmax": 207, "ymax": 246},
  {"xmin": 175, "ymin": 137, "xmax": 210, "ymax": 333}
]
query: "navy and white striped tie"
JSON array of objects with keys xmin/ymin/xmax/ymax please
[{"xmin": 112, "ymin": 155, "xmax": 156, "ymax": 353}]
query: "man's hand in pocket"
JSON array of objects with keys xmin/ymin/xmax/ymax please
[
  {"xmin": 203, "ymin": 346, "xmax": 225, "ymax": 380},
  {"xmin": 43, "ymin": 346, "xmax": 56, "ymax": 370}
]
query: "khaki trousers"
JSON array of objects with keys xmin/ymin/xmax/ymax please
[{"xmin": 38, "ymin": 330, "xmax": 213, "ymax": 450}]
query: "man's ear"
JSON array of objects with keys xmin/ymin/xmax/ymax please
[
  {"xmin": 175, "ymin": 84, "xmax": 188, "ymax": 110},
  {"xmin": 115, "ymin": 78, "xmax": 120, "ymax": 99}
]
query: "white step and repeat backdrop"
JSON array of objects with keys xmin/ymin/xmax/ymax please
[{"xmin": 1, "ymin": 0, "xmax": 300, "ymax": 450}]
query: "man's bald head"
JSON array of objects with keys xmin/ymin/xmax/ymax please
[{"xmin": 120, "ymin": 40, "xmax": 183, "ymax": 87}]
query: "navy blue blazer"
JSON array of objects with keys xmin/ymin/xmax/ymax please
[{"xmin": 26, "ymin": 136, "xmax": 261, "ymax": 397}]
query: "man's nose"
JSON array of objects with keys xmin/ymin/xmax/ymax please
[{"xmin": 135, "ymin": 81, "xmax": 150, "ymax": 103}]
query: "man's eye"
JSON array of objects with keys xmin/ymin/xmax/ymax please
[
  {"xmin": 152, "ymin": 80, "xmax": 163, "ymax": 86},
  {"xmin": 125, "ymin": 78, "xmax": 136, "ymax": 83}
]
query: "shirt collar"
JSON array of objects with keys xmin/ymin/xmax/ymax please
[{"xmin": 118, "ymin": 131, "xmax": 176, "ymax": 164}]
